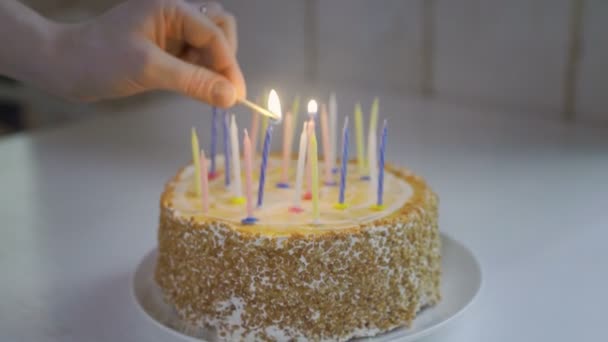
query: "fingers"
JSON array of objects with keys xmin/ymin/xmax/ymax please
[
  {"xmin": 147, "ymin": 44, "xmax": 237, "ymax": 107},
  {"xmin": 171, "ymin": 1, "xmax": 245, "ymax": 99},
  {"xmin": 187, "ymin": 1, "xmax": 237, "ymax": 53},
  {"xmin": 204, "ymin": 3, "xmax": 238, "ymax": 53}
]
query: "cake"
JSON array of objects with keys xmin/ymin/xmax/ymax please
[{"xmin": 155, "ymin": 154, "xmax": 441, "ymax": 341}]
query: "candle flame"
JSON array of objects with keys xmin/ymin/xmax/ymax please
[
  {"xmin": 267, "ymin": 89, "xmax": 282, "ymax": 121},
  {"xmin": 307, "ymin": 99, "xmax": 318, "ymax": 115}
]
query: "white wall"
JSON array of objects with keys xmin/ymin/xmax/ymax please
[
  {"xmin": 13, "ymin": 0, "xmax": 608, "ymax": 124},
  {"xmin": 226, "ymin": 0, "xmax": 606, "ymax": 124}
]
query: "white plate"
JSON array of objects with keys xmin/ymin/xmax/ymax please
[{"xmin": 132, "ymin": 233, "xmax": 481, "ymax": 341}]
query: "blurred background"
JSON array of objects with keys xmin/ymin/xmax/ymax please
[{"xmin": 0, "ymin": 0, "xmax": 606, "ymax": 137}]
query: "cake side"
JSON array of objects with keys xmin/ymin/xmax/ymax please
[{"xmin": 155, "ymin": 164, "xmax": 441, "ymax": 341}]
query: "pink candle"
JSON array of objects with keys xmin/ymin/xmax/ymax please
[
  {"xmin": 303, "ymin": 119, "xmax": 315, "ymax": 200},
  {"xmin": 241, "ymin": 129, "xmax": 257, "ymax": 224},
  {"xmin": 278, "ymin": 111, "xmax": 293, "ymax": 187},
  {"xmin": 200, "ymin": 149, "xmax": 210, "ymax": 213},
  {"xmin": 320, "ymin": 104, "xmax": 335, "ymax": 185}
]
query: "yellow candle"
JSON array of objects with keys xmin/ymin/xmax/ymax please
[
  {"xmin": 354, "ymin": 103, "xmax": 365, "ymax": 174},
  {"xmin": 191, "ymin": 127, "xmax": 201, "ymax": 197},
  {"xmin": 310, "ymin": 130, "xmax": 320, "ymax": 223}
]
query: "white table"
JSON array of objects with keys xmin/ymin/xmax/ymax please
[{"xmin": 1, "ymin": 87, "xmax": 607, "ymax": 342}]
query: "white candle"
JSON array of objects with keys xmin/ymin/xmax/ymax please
[
  {"xmin": 368, "ymin": 127, "xmax": 378, "ymax": 197},
  {"xmin": 368, "ymin": 97, "xmax": 379, "ymax": 195},
  {"xmin": 290, "ymin": 121, "xmax": 308, "ymax": 211},
  {"xmin": 320, "ymin": 103, "xmax": 333, "ymax": 185},
  {"xmin": 279, "ymin": 111, "xmax": 293, "ymax": 186},
  {"xmin": 329, "ymin": 93, "xmax": 337, "ymax": 172},
  {"xmin": 354, "ymin": 103, "xmax": 365, "ymax": 174},
  {"xmin": 230, "ymin": 114, "xmax": 243, "ymax": 200}
]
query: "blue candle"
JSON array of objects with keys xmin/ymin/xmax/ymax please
[
  {"xmin": 377, "ymin": 119, "xmax": 388, "ymax": 207},
  {"xmin": 223, "ymin": 111, "xmax": 231, "ymax": 187},
  {"xmin": 257, "ymin": 124, "xmax": 274, "ymax": 207},
  {"xmin": 210, "ymin": 107, "xmax": 218, "ymax": 175},
  {"xmin": 338, "ymin": 117, "xmax": 349, "ymax": 205}
]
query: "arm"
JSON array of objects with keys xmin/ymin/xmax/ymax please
[
  {"xmin": 0, "ymin": 0, "xmax": 245, "ymax": 108},
  {"xmin": 0, "ymin": 1, "xmax": 61, "ymax": 89}
]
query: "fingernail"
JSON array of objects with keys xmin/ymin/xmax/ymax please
[{"xmin": 212, "ymin": 80, "xmax": 236, "ymax": 107}]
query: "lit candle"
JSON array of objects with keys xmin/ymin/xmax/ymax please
[
  {"xmin": 230, "ymin": 114, "xmax": 244, "ymax": 203},
  {"xmin": 354, "ymin": 103, "xmax": 366, "ymax": 176},
  {"xmin": 307, "ymin": 99, "xmax": 318, "ymax": 121},
  {"xmin": 334, "ymin": 116, "xmax": 349, "ymax": 210},
  {"xmin": 375, "ymin": 119, "xmax": 388, "ymax": 209},
  {"xmin": 200, "ymin": 148, "xmax": 209, "ymax": 213},
  {"xmin": 320, "ymin": 103, "xmax": 335, "ymax": 185},
  {"xmin": 367, "ymin": 97, "xmax": 379, "ymax": 196},
  {"xmin": 241, "ymin": 129, "xmax": 257, "ymax": 224},
  {"xmin": 223, "ymin": 111, "xmax": 231, "ymax": 188},
  {"xmin": 329, "ymin": 93, "xmax": 338, "ymax": 173},
  {"xmin": 191, "ymin": 127, "xmax": 201, "ymax": 197},
  {"xmin": 303, "ymin": 118, "xmax": 315, "ymax": 200},
  {"xmin": 310, "ymin": 129, "xmax": 320, "ymax": 223},
  {"xmin": 257, "ymin": 89, "xmax": 282, "ymax": 208},
  {"xmin": 277, "ymin": 111, "xmax": 293, "ymax": 188},
  {"xmin": 209, "ymin": 107, "xmax": 218, "ymax": 178},
  {"xmin": 304, "ymin": 100, "xmax": 318, "ymax": 200},
  {"xmin": 289, "ymin": 122, "xmax": 308, "ymax": 213}
]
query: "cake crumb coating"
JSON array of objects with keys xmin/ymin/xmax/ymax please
[{"xmin": 155, "ymin": 164, "xmax": 441, "ymax": 341}]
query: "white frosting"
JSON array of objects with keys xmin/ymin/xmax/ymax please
[{"xmin": 168, "ymin": 155, "xmax": 413, "ymax": 231}]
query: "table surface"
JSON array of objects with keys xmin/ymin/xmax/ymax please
[{"xmin": 1, "ymin": 87, "xmax": 607, "ymax": 342}]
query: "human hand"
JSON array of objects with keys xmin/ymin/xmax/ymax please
[{"xmin": 52, "ymin": 0, "xmax": 245, "ymax": 107}]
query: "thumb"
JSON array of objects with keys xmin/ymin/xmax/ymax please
[{"xmin": 147, "ymin": 45, "xmax": 237, "ymax": 108}]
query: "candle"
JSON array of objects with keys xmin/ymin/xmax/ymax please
[
  {"xmin": 241, "ymin": 129, "xmax": 257, "ymax": 224},
  {"xmin": 257, "ymin": 124, "xmax": 273, "ymax": 207},
  {"xmin": 191, "ymin": 127, "xmax": 201, "ymax": 197},
  {"xmin": 289, "ymin": 122, "xmax": 308, "ymax": 213},
  {"xmin": 277, "ymin": 111, "xmax": 293, "ymax": 188},
  {"xmin": 367, "ymin": 98, "xmax": 379, "ymax": 196},
  {"xmin": 304, "ymin": 100, "xmax": 318, "ymax": 200},
  {"xmin": 200, "ymin": 148, "xmax": 209, "ymax": 213},
  {"xmin": 320, "ymin": 104, "xmax": 335, "ymax": 185},
  {"xmin": 257, "ymin": 89, "xmax": 282, "ymax": 208},
  {"xmin": 374, "ymin": 119, "xmax": 388, "ymax": 209},
  {"xmin": 329, "ymin": 93, "xmax": 338, "ymax": 173},
  {"xmin": 260, "ymin": 115, "xmax": 269, "ymax": 153},
  {"xmin": 223, "ymin": 111, "xmax": 231, "ymax": 188},
  {"xmin": 291, "ymin": 95, "xmax": 300, "ymax": 131},
  {"xmin": 310, "ymin": 129, "xmax": 320, "ymax": 223},
  {"xmin": 250, "ymin": 104, "xmax": 259, "ymax": 156},
  {"xmin": 209, "ymin": 107, "xmax": 218, "ymax": 177},
  {"xmin": 307, "ymin": 99, "xmax": 318, "ymax": 121},
  {"xmin": 368, "ymin": 128, "xmax": 378, "ymax": 198},
  {"xmin": 303, "ymin": 119, "xmax": 315, "ymax": 200},
  {"xmin": 354, "ymin": 103, "xmax": 366, "ymax": 176},
  {"xmin": 230, "ymin": 114, "xmax": 244, "ymax": 203},
  {"xmin": 334, "ymin": 117, "xmax": 349, "ymax": 209}
]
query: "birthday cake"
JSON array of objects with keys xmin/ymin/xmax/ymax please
[{"xmin": 155, "ymin": 152, "xmax": 441, "ymax": 341}]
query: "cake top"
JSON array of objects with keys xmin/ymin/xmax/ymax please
[{"xmin": 162, "ymin": 155, "xmax": 427, "ymax": 237}]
